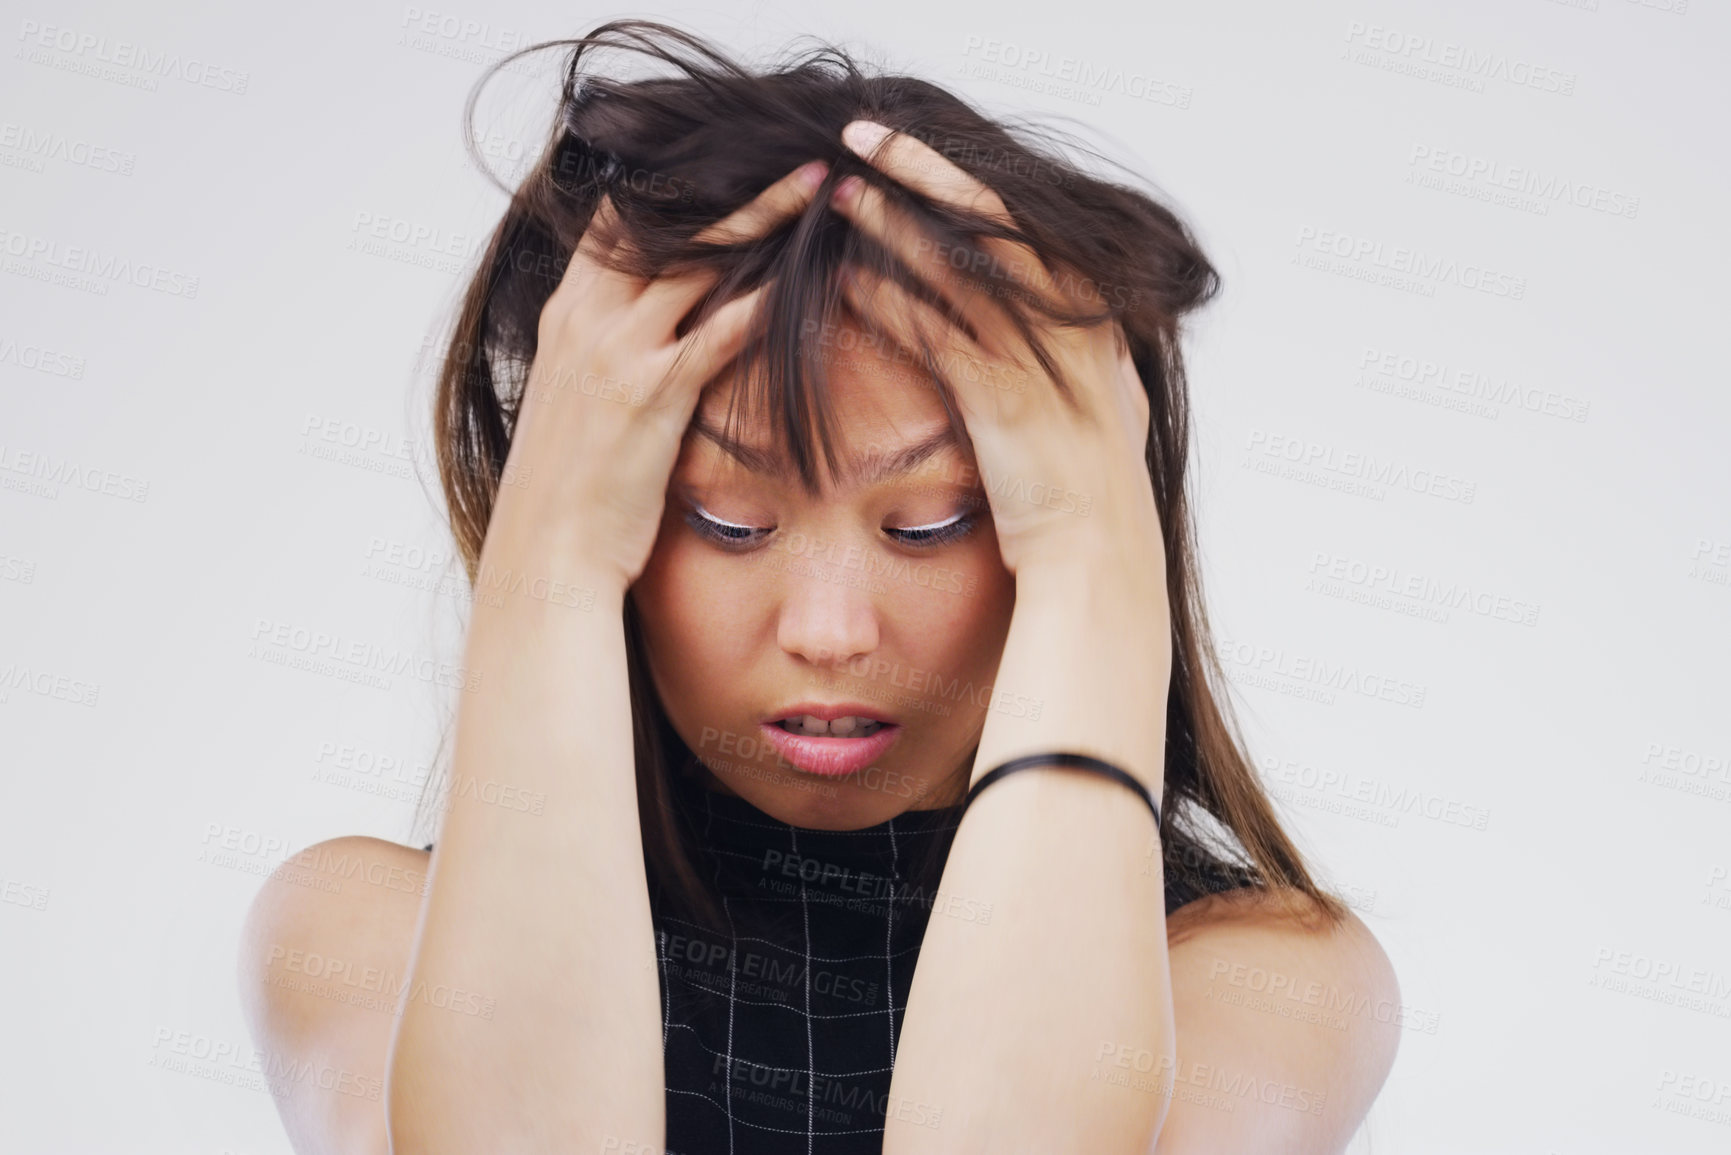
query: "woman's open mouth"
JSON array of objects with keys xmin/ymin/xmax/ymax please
[
  {"xmin": 760, "ymin": 716, "xmax": 902, "ymax": 777},
  {"xmin": 773, "ymin": 715, "xmax": 887, "ymax": 737}
]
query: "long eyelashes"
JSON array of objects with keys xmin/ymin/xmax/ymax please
[
  {"xmin": 883, "ymin": 510, "xmax": 974, "ymax": 547},
  {"xmin": 683, "ymin": 503, "xmax": 978, "ymax": 551},
  {"xmin": 684, "ymin": 505, "xmax": 768, "ymax": 548}
]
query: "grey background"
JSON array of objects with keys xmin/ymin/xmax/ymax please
[{"xmin": 2, "ymin": 0, "xmax": 1726, "ymax": 1151}]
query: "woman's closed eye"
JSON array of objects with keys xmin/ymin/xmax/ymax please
[
  {"xmin": 684, "ymin": 503, "xmax": 978, "ymax": 550},
  {"xmin": 888, "ymin": 510, "xmax": 976, "ymax": 547}
]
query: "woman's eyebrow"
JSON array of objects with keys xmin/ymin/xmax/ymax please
[{"xmin": 686, "ymin": 416, "xmax": 962, "ymax": 487}]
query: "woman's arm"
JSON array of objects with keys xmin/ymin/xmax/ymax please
[
  {"xmin": 385, "ymin": 542, "xmax": 663, "ymax": 1153},
  {"xmin": 882, "ymin": 544, "xmax": 1175, "ymax": 1153},
  {"xmin": 385, "ymin": 169, "xmax": 825, "ymax": 1153},
  {"xmin": 883, "ymin": 546, "xmax": 1401, "ymax": 1155},
  {"xmin": 835, "ymin": 119, "xmax": 1399, "ymax": 1152},
  {"xmin": 824, "ymin": 120, "xmax": 1177, "ymax": 1152}
]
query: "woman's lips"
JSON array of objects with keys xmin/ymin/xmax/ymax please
[{"xmin": 759, "ymin": 722, "xmax": 902, "ymax": 778}]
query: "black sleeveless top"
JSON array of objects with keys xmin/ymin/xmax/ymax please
[{"xmin": 422, "ymin": 769, "xmax": 1253, "ymax": 1153}]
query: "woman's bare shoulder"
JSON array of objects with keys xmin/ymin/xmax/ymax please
[
  {"xmin": 1166, "ymin": 884, "xmax": 1398, "ymax": 1020},
  {"xmin": 1157, "ymin": 885, "xmax": 1400, "ymax": 1152},
  {"xmin": 237, "ymin": 835, "xmax": 431, "ymax": 1154},
  {"xmin": 1168, "ymin": 882, "xmax": 1361, "ymax": 938}
]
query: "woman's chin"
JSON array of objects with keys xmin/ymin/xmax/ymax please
[{"xmin": 710, "ymin": 769, "xmax": 917, "ymax": 831}]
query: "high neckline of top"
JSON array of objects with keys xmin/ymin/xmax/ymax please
[{"xmin": 670, "ymin": 765, "xmax": 963, "ymax": 854}]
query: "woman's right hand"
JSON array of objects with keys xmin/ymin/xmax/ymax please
[{"xmin": 489, "ymin": 160, "xmax": 830, "ymax": 591}]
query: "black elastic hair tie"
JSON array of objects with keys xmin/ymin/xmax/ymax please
[{"xmin": 963, "ymin": 751, "xmax": 1161, "ymax": 828}]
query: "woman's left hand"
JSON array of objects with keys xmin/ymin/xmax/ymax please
[{"xmin": 828, "ymin": 118, "xmax": 1166, "ymax": 588}]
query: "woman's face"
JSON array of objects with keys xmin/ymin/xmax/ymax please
[{"xmin": 629, "ymin": 321, "xmax": 1017, "ymax": 830}]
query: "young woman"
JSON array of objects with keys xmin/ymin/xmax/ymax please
[{"xmin": 239, "ymin": 21, "xmax": 1399, "ymax": 1154}]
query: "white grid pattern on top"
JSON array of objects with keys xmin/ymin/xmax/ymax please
[{"xmin": 653, "ymin": 779, "xmax": 960, "ymax": 1154}]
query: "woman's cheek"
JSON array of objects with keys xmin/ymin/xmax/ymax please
[
  {"xmin": 678, "ymin": 543, "xmax": 780, "ymax": 681},
  {"xmin": 899, "ymin": 544, "xmax": 1015, "ymax": 689},
  {"xmin": 631, "ymin": 546, "xmax": 745, "ymax": 751},
  {"xmin": 633, "ymin": 526, "xmax": 725, "ymax": 679}
]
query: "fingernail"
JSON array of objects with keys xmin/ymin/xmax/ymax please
[
  {"xmin": 843, "ymin": 120, "xmax": 891, "ymax": 156},
  {"xmin": 830, "ymin": 175, "xmax": 862, "ymax": 207},
  {"xmin": 797, "ymin": 161, "xmax": 829, "ymax": 192}
]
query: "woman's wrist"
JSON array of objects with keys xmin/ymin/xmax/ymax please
[
  {"xmin": 1013, "ymin": 536, "xmax": 1168, "ymax": 616},
  {"xmin": 969, "ymin": 542, "xmax": 1172, "ymax": 796},
  {"xmin": 475, "ymin": 490, "xmax": 634, "ymax": 615},
  {"xmin": 1011, "ymin": 532, "xmax": 1171, "ymax": 664}
]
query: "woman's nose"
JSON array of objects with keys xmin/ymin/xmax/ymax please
[{"xmin": 774, "ymin": 559, "xmax": 881, "ymax": 667}]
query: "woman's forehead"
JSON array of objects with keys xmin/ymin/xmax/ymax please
[
  {"xmin": 695, "ymin": 347, "xmax": 953, "ymax": 440},
  {"xmin": 685, "ymin": 405, "xmax": 964, "ymax": 479},
  {"xmin": 684, "ymin": 379, "xmax": 972, "ymax": 493}
]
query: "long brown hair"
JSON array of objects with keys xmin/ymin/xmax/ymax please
[{"xmin": 413, "ymin": 19, "xmax": 1347, "ymax": 932}]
